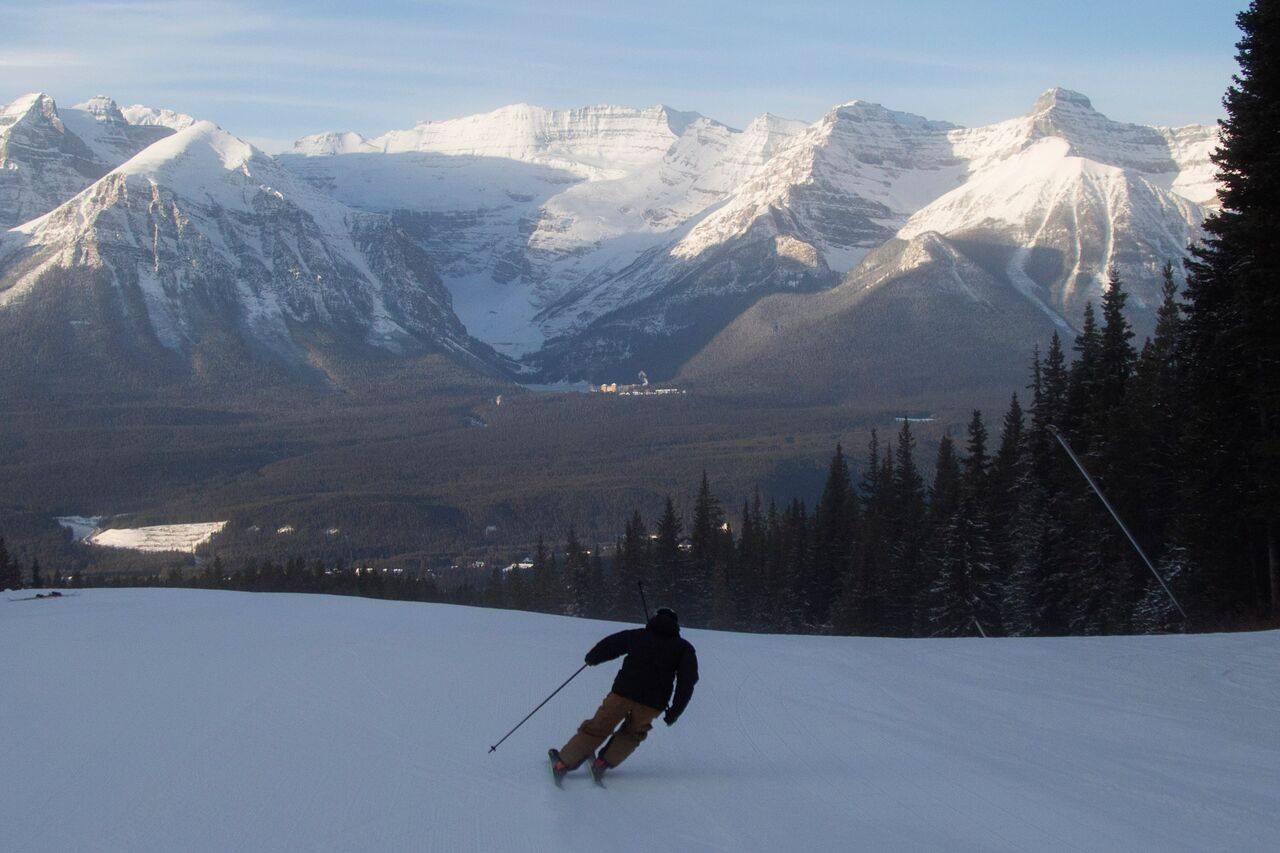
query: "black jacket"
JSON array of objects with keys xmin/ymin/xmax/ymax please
[{"xmin": 584, "ymin": 611, "xmax": 699, "ymax": 720}]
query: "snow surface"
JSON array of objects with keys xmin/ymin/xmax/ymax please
[
  {"xmin": 2, "ymin": 589, "xmax": 1277, "ymax": 852},
  {"xmin": 87, "ymin": 521, "xmax": 226, "ymax": 553},
  {"xmin": 121, "ymin": 103, "xmax": 199, "ymax": 132},
  {"xmin": 54, "ymin": 515, "xmax": 104, "ymax": 541}
]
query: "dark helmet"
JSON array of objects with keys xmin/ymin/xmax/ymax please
[{"xmin": 647, "ymin": 607, "xmax": 680, "ymax": 636}]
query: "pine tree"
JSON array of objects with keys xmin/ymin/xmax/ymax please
[
  {"xmin": 1181, "ymin": 0, "xmax": 1280, "ymax": 618},
  {"xmin": 710, "ymin": 548, "xmax": 735, "ymax": 630},
  {"xmin": 916, "ymin": 434, "xmax": 963, "ymax": 634},
  {"xmin": 689, "ymin": 472, "xmax": 725, "ymax": 625},
  {"xmin": 883, "ymin": 420, "xmax": 926, "ymax": 634},
  {"xmin": 653, "ymin": 497, "xmax": 685, "ymax": 611},
  {"xmin": 1097, "ymin": 269, "xmax": 1137, "ymax": 415},
  {"xmin": 1043, "ymin": 332, "xmax": 1069, "ymax": 427},
  {"xmin": 30, "ymin": 557, "xmax": 43, "ymax": 589},
  {"xmin": 730, "ymin": 494, "xmax": 764, "ymax": 629},
  {"xmin": 778, "ymin": 499, "xmax": 810, "ymax": 632},
  {"xmin": 953, "ymin": 415, "xmax": 1006, "ymax": 634},
  {"xmin": 484, "ymin": 563, "xmax": 507, "ymax": 609},
  {"xmin": 1131, "ymin": 263, "xmax": 1185, "ymax": 553},
  {"xmin": 563, "ymin": 527, "xmax": 589, "ymax": 616},
  {"xmin": 614, "ymin": 511, "xmax": 651, "ymax": 619},
  {"xmin": 807, "ymin": 445, "xmax": 858, "ymax": 630},
  {"xmin": 587, "ymin": 547, "xmax": 606, "ymax": 617},
  {"xmin": 531, "ymin": 535, "xmax": 555, "ymax": 613},
  {"xmin": 1066, "ymin": 302, "xmax": 1102, "ymax": 448},
  {"xmin": 930, "ymin": 434, "xmax": 962, "ymax": 524},
  {"xmin": 761, "ymin": 499, "xmax": 786, "ymax": 630},
  {"xmin": 0, "ymin": 537, "xmax": 18, "ymax": 591},
  {"xmin": 505, "ymin": 559, "xmax": 528, "ymax": 611},
  {"xmin": 852, "ymin": 432, "xmax": 895, "ymax": 633},
  {"xmin": 963, "ymin": 410, "xmax": 990, "ymax": 492},
  {"xmin": 989, "ymin": 395, "xmax": 1027, "ymax": 585},
  {"xmin": 1094, "ymin": 270, "xmax": 1139, "ymax": 533},
  {"xmin": 925, "ymin": 493, "xmax": 999, "ymax": 637}
]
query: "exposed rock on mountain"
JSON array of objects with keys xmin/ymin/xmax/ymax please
[
  {"xmin": 0, "ymin": 93, "xmax": 172, "ymax": 228},
  {"xmin": 0, "ymin": 120, "xmax": 499, "ymax": 397}
]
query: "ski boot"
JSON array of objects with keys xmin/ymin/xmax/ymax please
[
  {"xmin": 590, "ymin": 756, "xmax": 610, "ymax": 787},
  {"xmin": 548, "ymin": 748, "xmax": 570, "ymax": 787}
]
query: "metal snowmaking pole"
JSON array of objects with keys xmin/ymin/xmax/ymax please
[{"xmin": 1046, "ymin": 424, "xmax": 1188, "ymax": 623}]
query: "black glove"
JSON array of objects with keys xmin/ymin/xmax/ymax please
[{"xmin": 663, "ymin": 709, "xmax": 679, "ymax": 726}]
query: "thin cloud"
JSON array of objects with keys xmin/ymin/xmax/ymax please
[{"xmin": 0, "ymin": 51, "xmax": 90, "ymax": 68}]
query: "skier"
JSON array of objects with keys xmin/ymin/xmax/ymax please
[{"xmin": 550, "ymin": 607, "xmax": 698, "ymax": 785}]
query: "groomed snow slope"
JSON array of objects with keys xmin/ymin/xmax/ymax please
[{"xmin": 2, "ymin": 590, "xmax": 1277, "ymax": 851}]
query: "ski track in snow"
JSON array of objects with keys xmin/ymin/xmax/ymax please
[{"xmin": 2, "ymin": 589, "xmax": 1278, "ymax": 852}]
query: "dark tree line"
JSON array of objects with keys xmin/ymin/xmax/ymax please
[{"xmin": 0, "ymin": 538, "xmax": 46, "ymax": 591}]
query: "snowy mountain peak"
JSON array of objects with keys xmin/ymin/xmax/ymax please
[
  {"xmin": 827, "ymin": 99, "xmax": 957, "ymax": 132},
  {"xmin": 361, "ymin": 102, "xmax": 707, "ymax": 180},
  {"xmin": 72, "ymin": 95, "xmax": 128, "ymax": 124},
  {"xmin": 121, "ymin": 104, "xmax": 199, "ymax": 132},
  {"xmin": 1, "ymin": 91, "xmax": 59, "ymax": 125},
  {"xmin": 2, "ymin": 117, "xmax": 495, "ymax": 388},
  {"xmin": 116, "ymin": 120, "xmax": 256, "ymax": 178},
  {"xmin": 1031, "ymin": 87, "xmax": 1095, "ymax": 114},
  {"xmin": 652, "ymin": 104, "xmax": 704, "ymax": 136},
  {"xmin": 292, "ymin": 130, "xmax": 374, "ymax": 156}
]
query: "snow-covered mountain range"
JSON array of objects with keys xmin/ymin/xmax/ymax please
[
  {"xmin": 0, "ymin": 88, "xmax": 1219, "ymax": 398},
  {"xmin": 0, "ymin": 95, "xmax": 496, "ymax": 395},
  {"xmin": 278, "ymin": 88, "xmax": 1218, "ymax": 384}
]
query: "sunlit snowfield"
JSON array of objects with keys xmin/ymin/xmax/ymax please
[{"xmin": 3, "ymin": 589, "xmax": 1277, "ymax": 851}]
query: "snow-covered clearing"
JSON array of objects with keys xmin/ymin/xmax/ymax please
[
  {"xmin": 86, "ymin": 521, "xmax": 226, "ymax": 553},
  {"xmin": 2, "ymin": 589, "xmax": 1277, "ymax": 851},
  {"xmin": 54, "ymin": 515, "xmax": 104, "ymax": 541}
]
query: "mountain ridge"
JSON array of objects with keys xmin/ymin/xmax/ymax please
[
  {"xmin": 0, "ymin": 115, "xmax": 502, "ymax": 398},
  {"xmin": 0, "ymin": 88, "xmax": 1220, "ymax": 401}
]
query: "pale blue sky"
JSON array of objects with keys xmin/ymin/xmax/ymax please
[{"xmin": 0, "ymin": 0, "xmax": 1248, "ymax": 150}]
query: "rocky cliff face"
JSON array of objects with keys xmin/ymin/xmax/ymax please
[
  {"xmin": 0, "ymin": 93, "xmax": 172, "ymax": 228},
  {"xmin": 0, "ymin": 120, "xmax": 498, "ymax": 395}
]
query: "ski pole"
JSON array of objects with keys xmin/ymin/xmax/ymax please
[
  {"xmin": 637, "ymin": 580, "xmax": 650, "ymax": 621},
  {"xmin": 488, "ymin": 663, "xmax": 588, "ymax": 754},
  {"xmin": 1047, "ymin": 425, "xmax": 1188, "ymax": 623}
]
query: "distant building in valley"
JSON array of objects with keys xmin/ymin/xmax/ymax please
[{"xmin": 596, "ymin": 369, "xmax": 684, "ymax": 397}]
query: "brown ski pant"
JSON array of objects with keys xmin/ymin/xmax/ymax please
[{"xmin": 558, "ymin": 692, "xmax": 664, "ymax": 768}]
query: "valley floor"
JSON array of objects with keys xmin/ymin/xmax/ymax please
[{"xmin": 3, "ymin": 590, "xmax": 1277, "ymax": 851}]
